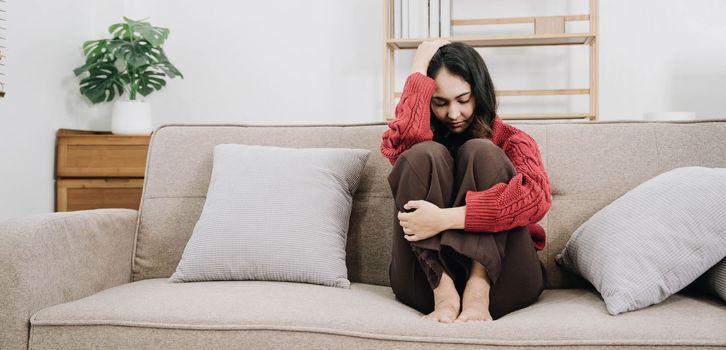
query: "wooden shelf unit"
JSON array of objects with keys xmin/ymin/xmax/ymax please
[
  {"xmin": 383, "ymin": 0, "xmax": 599, "ymax": 121},
  {"xmin": 386, "ymin": 33, "xmax": 595, "ymax": 49},
  {"xmin": 55, "ymin": 129, "xmax": 150, "ymax": 212},
  {"xmin": 499, "ymin": 112, "xmax": 595, "ymax": 120}
]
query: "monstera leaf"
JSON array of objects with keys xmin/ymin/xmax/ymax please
[
  {"xmin": 124, "ymin": 66, "xmax": 167, "ymax": 97},
  {"xmin": 109, "ymin": 39, "xmax": 158, "ymax": 68},
  {"xmin": 73, "ymin": 17, "xmax": 182, "ymax": 103},
  {"xmin": 80, "ymin": 40, "xmax": 112, "ymax": 65},
  {"xmin": 78, "ymin": 64, "xmax": 125, "ymax": 104},
  {"xmin": 110, "ymin": 17, "xmax": 169, "ymax": 47},
  {"xmin": 154, "ymin": 49, "xmax": 183, "ymax": 79},
  {"xmin": 73, "ymin": 40, "xmax": 114, "ymax": 77}
]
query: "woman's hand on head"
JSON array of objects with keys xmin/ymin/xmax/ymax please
[
  {"xmin": 397, "ymin": 200, "xmax": 450, "ymax": 242},
  {"xmin": 411, "ymin": 39, "xmax": 451, "ymax": 76}
]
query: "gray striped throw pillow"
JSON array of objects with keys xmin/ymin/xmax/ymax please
[
  {"xmin": 704, "ymin": 258, "xmax": 726, "ymax": 301},
  {"xmin": 690, "ymin": 257, "xmax": 726, "ymax": 302},
  {"xmin": 555, "ymin": 166, "xmax": 726, "ymax": 315},
  {"xmin": 169, "ymin": 144, "xmax": 370, "ymax": 288}
]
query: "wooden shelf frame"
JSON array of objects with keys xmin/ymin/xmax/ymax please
[
  {"xmin": 383, "ymin": 0, "xmax": 599, "ymax": 121},
  {"xmin": 499, "ymin": 112, "xmax": 595, "ymax": 120},
  {"xmin": 386, "ymin": 33, "xmax": 595, "ymax": 49},
  {"xmin": 452, "ymin": 14, "xmax": 590, "ymax": 26},
  {"xmin": 395, "ymin": 88, "xmax": 590, "ymax": 98}
]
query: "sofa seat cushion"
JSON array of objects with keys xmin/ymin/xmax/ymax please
[{"xmin": 30, "ymin": 279, "xmax": 726, "ymax": 350}]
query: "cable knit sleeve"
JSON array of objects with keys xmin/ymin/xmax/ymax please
[
  {"xmin": 463, "ymin": 131, "xmax": 552, "ymax": 233},
  {"xmin": 380, "ymin": 72, "xmax": 436, "ymax": 165}
]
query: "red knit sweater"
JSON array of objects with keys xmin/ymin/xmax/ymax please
[{"xmin": 380, "ymin": 72, "xmax": 552, "ymax": 251}]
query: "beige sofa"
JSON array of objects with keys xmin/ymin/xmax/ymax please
[{"xmin": 2, "ymin": 119, "xmax": 726, "ymax": 350}]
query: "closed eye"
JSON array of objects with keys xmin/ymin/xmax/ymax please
[
  {"xmin": 432, "ymin": 92, "xmax": 471, "ymax": 106},
  {"xmin": 433, "ymin": 98, "xmax": 470, "ymax": 107}
]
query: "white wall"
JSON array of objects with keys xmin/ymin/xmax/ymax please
[
  {"xmin": 599, "ymin": 0, "xmax": 726, "ymax": 119},
  {"xmin": 0, "ymin": 0, "xmax": 725, "ymax": 220},
  {"xmin": 129, "ymin": 0, "xmax": 383, "ymax": 125},
  {"xmin": 0, "ymin": 0, "xmax": 124, "ymax": 221}
]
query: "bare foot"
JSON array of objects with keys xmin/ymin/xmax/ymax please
[
  {"xmin": 421, "ymin": 271, "xmax": 460, "ymax": 323},
  {"xmin": 455, "ymin": 261, "xmax": 493, "ymax": 323}
]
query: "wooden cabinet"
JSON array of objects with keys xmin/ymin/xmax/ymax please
[{"xmin": 55, "ymin": 129, "xmax": 151, "ymax": 212}]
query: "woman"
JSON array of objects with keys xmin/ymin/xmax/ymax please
[{"xmin": 381, "ymin": 39, "xmax": 552, "ymax": 323}]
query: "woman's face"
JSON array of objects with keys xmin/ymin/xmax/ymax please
[{"xmin": 430, "ymin": 67, "xmax": 475, "ymax": 133}]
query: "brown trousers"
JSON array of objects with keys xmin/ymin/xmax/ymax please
[{"xmin": 387, "ymin": 139, "xmax": 544, "ymax": 320}]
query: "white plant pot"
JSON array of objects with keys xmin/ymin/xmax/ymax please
[{"xmin": 111, "ymin": 100, "xmax": 153, "ymax": 135}]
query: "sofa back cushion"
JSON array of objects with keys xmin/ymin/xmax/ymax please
[{"xmin": 132, "ymin": 119, "xmax": 726, "ymax": 289}]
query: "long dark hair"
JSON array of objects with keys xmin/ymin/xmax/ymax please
[{"xmin": 427, "ymin": 42, "xmax": 497, "ymax": 154}]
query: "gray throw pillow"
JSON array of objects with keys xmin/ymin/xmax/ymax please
[
  {"xmin": 555, "ymin": 166, "xmax": 726, "ymax": 315},
  {"xmin": 169, "ymin": 144, "xmax": 370, "ymax": 288},
  {"xmin": 690, "ymin": 257, "xmax": 726, "ymax": 302}
]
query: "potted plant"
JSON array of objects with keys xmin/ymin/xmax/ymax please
[{"xmin": 73, "ymin": 17, "xmax": 183, "ymax": 135}]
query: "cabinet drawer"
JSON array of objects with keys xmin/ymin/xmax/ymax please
[
  {"xmin": 56, "ymin": 179, "xmax": 144, "ymax": 212},
  {"xmin": 56, "ymin": 133, "xmax": 150, "ymax": 177}
]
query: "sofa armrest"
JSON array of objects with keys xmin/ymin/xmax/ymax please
[{"xmin": 0, "ymin": 209, "xmax": 138, "ymax": 350}]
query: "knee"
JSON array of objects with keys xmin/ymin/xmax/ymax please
[
  {"xmin": 387, "ymin": 141, "xmax": 452, "ymax": 197},
  {"xmin": 397, "ymin": 141, "xmax": 450, "ymax": 167},
  {"xmin": 456, "ymin": 138, "xmax": 512, "ymax": 169}
]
